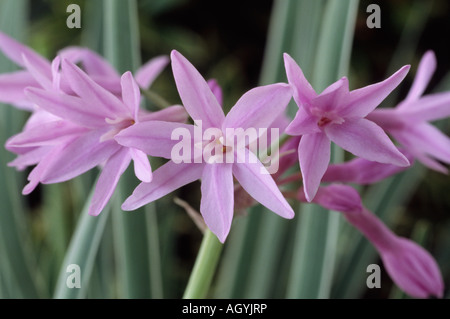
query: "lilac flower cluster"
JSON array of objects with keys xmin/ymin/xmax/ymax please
[{"xmin": 1, "ymin": 32, "xmax": 448, "ymax": 298}]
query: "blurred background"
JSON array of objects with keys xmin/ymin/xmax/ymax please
[{"xmin": 0, "ymin": 0, "xmax": 449, "ymax": 299}]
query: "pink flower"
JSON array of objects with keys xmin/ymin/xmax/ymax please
[
  {"xmin": 283, "ymin": 53, "xmax": 410, "ymax": 202},
  {"xmin": 116, "ymin": 50, "xmax": 294, "ymax": 242},
  {"xmin": 322, "ymin": 149, "xmax": 414, "ymax": 184},
  {"xmin": 0, "ymin": 31, "xmax": 169, "ymax": 110},
  {"xmin": 307, "ymin": 184, "xmax": 444, "ymax": 299},
  {"xmin": 7, "ymin": 59, "xmax": 186, "ymax": 216},
  {"xmin": 367, "ymin": 51, "xmax": 450, "ymax": 173}
]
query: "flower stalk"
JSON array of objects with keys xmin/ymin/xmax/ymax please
[{"xmin": 183, "ymin": 229, "xmax": 223, "ymax": 299}]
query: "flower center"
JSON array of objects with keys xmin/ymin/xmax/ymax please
[
  {"xmin": 201, "ymin": 134, "xmax": 234, "ymax": 164},
  {"xmin": 100, "ymin": 117, "xmax": 136, "ymax": 142},
  {"xmin": 317, "ymin": 117, "xmax": 332, "ymax": 127}
]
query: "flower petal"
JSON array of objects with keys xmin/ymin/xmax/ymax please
[
  {"xmin": 135, "ymin": 55, "xmax": 169, "ymax": 89},
  {"xmin": 325, "ymin": 118, "xmax": 410, "ymax": 166},
  {"xmin": 130, "ymin": 148, "xmax": 152, "ymax": 183},
  {"xmin": 8, "ymin": 146, "xmax": 52, "ymax": 171},
  {"xmin": 285, "ymin": 106, "xmax": 320, "ymax": 136},
  {"xmin": 25, "ymin": 87, "xmax": 107, "ymax": 128},
  {"xmin": 207, "ymin": 79, "xmax": 223, "ymax": 106},
  {"xmin": 312, "ymin": 77, "xmax": 349, "ymax": 112},
  {"xmin": 400, "ymin": 92, "xmax": 450, "ymax": 123},
  {"xmin": 323, "ymin": 151, "xmax": 412, "ymax": 184},
  {"xmin": 138, "ymin": 105, "xmax": 188, "ymax": 123},
  {"xmin": 403, "ymin": 50, "xmax": 436, "ymax": 104},
  {"xmin": 365, "ymin": 109, "xmax": 404, "ymax": 131},
  {"xmin": 299, "ymin": 132, "xmax": 330, "ymax": 202},
  {"xmin": 115, "ymin": 120, "xmax": 195, "ymax": 159},
  {"xmin": 0, "ymin": 70, "xmax": 37, "ymax": 110},
  {"xmin": 89, "ymin": 148, "xmax": 131, "ymax": 216},
  {"xmin": 0, "ymin": 31, "xmax": 51, "ymax": 77},
  {"xmin": 22, "ymin": 53, "xmax": 52, "ymax": 90},
  {"xmin": 22, "ymin": 142, "xmax": 68, "ymax": 195},
  {"xmin": 58, "ymin": 46, "xmax": 120, "ymax": 78},
  {"xmin": 222, "ymin": 83, "xmax": 292, "ymax": 136},
  {"xmin": 6, "ymin": 120, "xmax": 87, "ymax": 147},
  {"xmin": 233, "ymin": 148, "xmax": 294, "ymax": 219},
  {"xmin": 344, "ymin": 207, "xmax": 444, "ymax": 298},
  {"xmin": 40, "ymin": 129, "xmax": 121, "ymax": 184},
  {"xmin": 283, "ymin": 53, "xmax": 316, "ymax": 109},
  {"xmin": 121, "ymin": 71, "xmax": 140, "ymax": 119},
  {"xmin": 381, "ymin": 237, "xmax": 444, "ymax": 299},
  {"xmin": 392, "ymin": 122, "xmax": 450, "ymax": 165},
  {"xmin": 310, "ymin": 184, "xmax": 363, "ymax": 214},
  {"xmin": 338, "ymin": 65, "xmax": 410, "ymax": 118},
  {"xmin": 61, "ymin": 59, "xmax": 123, "ymax": 115},
  {"xmin": 170, "ymin": 50, "xmax": 225, "ymax": 128},
  {"xmin": 200, "ymin": 163, "xmax": 234, "ymax": 243},
  {"xmin": 121, "ymin": 161, "xmax": 204, "ymax": 211},
  {"xmin": 412, "ymin": 151, "xmax": 448, "ymax": 174}
]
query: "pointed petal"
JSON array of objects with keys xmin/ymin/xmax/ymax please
[
  {"xmin": 25, "ymin": 87, "xmax": 107, "ymax": 128},
  {"xmin": 89, "ymin": 148, "xmax": 131, "ymax": 216},
  {"xmin": 22, "ymin": 143, "xmax": 67, "ymax": 194},
  {"xmin": 8, "ymin": 146, "xmax": 52, "ymax": 171},
  {"xmin": 135, "ymin": 55, "xmax": 169, "ymax": 89},
  {"xmin": 413, "ymin": 151, "xmax": 448, "ymax": 174},
  {"xmin": 61, "ymin": 59, "xmax": 123, "ymax": 115},
  {"xmin": 233, "ymin": 148, "xmax": 294, "ymax": 219},
  {"xmin": 403, "ymin": 50, "xmax": 436, "ymax": 104},
  {"xmin": 56, "ymin": 49, "xmax": 122, "ymax": 94},
  {"xmin": 40, "ymin": 129, "xmax": 121, "ymax": 183},
  {"xmin": 130, "ymin": 148, "xmax": 152, "ymax": 183},
  {"xmin": 0, "ymin": 31, "xmax": 51, "ymax": 76},
  {"xmin": 325, "ymin": 118, "xmax": 410, "ymax": 166},
  {"xmin": 6, "ymin": 120, "xmax": 87, "ymax": 147},
  {"xmin": 115, "ymin": 121, "xmax": 195, "ymax": 159},
  {"xmin": 311, "ymin": 184, "xmax": 363, "ymax": 214},
  {"xmin": 58, "ymin": 46, "xmax": 120, "ymax": 78},
  {"xmin": 22, "ymin": 53, "xmax": 52, "ymax": 90},
  {"xmin": 222, "ymin": 83, "xmax": 292, "ymax": 135},
  {"xmin": 401, "ymin": 92, "xmax": 450, "ymax": 122},
  {"xmin": 323, "ymin": 150, "xmax": 413, "ymax": 184},
  {"xmin": 207, "ymin": 79, "xmax": 223, "ymax": 106},
  {"xmin": 138, "ymin": 105, "xmax": 188, "ymax": 123},
  {"xmin": 51, "ymin": 56, "xmax": 62, "ymax": 91},
  {"xmin": 339, "ymin": 65, "xmax": 410, "ymax": 118},
  {"xmin": 23, "ymin": 109, "xmax": 59, "ymax": 129},
  {"xmin": 283, "ymin": 53, "xmax": 316, "ymax": 109},
  {"xmin": 365, "ymin": 109, "xmax": 404, "ymax": 131},
  {"xmin": 0, "ymin": 70, "xmax": 37, "ymax": 110},
  {"xmin": 122, "ymin": 161, "xmax": 204, "ymax": 211},
  {"xmin": 393, "ymin": 122, "xmax": 450, "ymax": 165},
  {"xmin": 312, "ymin": 77, "xmax": 349, "ymax": 112},
  {"xmin": 299, "ymin": 132, "xmax": 331, "ymax": 202},
  {"xmin": 200, "ymin": 163, "xmax": 234, "ymax": 243},
  {"xmin": 285, "ymin": 104, "xmax": 320, "ymax": 136},
  {"xmin": 170, "ymin": 50, "xmax": 225, "ymax": 128},
  {"xmin": 121, "ymin": 71, "xmax": 140, "ymax": 119}
]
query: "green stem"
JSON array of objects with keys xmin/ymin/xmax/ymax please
[
  {"xmin": 141, "ymin": 89, "xmax": 172, "ymax": 109},
  {"xmin": 183, "ymin": 229, "xmax": 223, "ymax": 299}
]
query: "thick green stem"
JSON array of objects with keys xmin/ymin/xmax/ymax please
[{"xmin": 183, "ymin": 229, "xmax": 223, "ymax": 299}]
